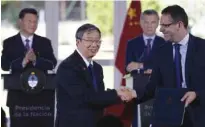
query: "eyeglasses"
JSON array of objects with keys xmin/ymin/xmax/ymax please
[
  {"xmin": 81, "ymin": 38, "xmax": 102, "ymax": 45},
  {"xmin": 160, "ymin": 22, "xmax": 177, "ymax": 28}
]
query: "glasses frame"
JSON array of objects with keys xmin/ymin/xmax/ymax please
[{"xmin": 80, "ymin": 38, "xmax": 102, "ymax": 45}]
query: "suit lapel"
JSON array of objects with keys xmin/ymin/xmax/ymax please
[
  {"xmin": 152, "ymin": 36, "xmax": 160, "ymax": 50},
  {"xmin": 185, "ymin": 34, "xmax": 195, "ymax": 87},
  {"xmin": 140, "ymin": 35, "xmax": 146, "ymax": 48},
  {"xmin": 32, "ymin": 34, "xmax": 38, "ymax": 54},
  {"xmin": 72, "ymin": 51, "xmax": 94, "ymax": 88},
  {"xmin": 165, "ymin": 43, "xmax": 176, "ymax": 88},
  {"xmin": 16, "ymin": 33, "xmax": 27, "ymax": 53}
]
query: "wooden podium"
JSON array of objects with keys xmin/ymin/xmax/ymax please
[{"xmin": 2, "ymin": 68, "xmax": 56, "ymax": 127}]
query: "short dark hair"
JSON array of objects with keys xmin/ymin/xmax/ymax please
[
  {"xmin": 161, "ymin": 5, "xmax": 188, "ymax": 28},
  {"xmin": 75, "ymin": 23, "xmax": 101, "ymax": 40},
  {"xmin": 19, "ymin": 8, "xmax": 38, "ymax": 19},
  {"xmin": 141, "ymin": 9, "xmax": 159, "ymax": 20},
  {"xmin": 96, "ymin": 115, "xmax": 123, "ymax": 127}
]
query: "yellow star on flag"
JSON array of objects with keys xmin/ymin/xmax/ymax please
[{"xmin": 128, "ymin": 8, "xmax": 137, "ymax": 20}]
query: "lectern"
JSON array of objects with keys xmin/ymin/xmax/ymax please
[
  {"xmin": 126, "ymin": 71, "xmax": 154, "ymax": 127},
  {"xmin": 2, "ymin": 68, "xmax": 56, "ymax": 127}
]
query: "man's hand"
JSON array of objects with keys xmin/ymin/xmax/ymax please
[
  {"xmin": 22, "ymin": 49, "xmax": 36, "ymax": 67},
  {"xmin": 181, "ymin": 91, "xmax": 197, "ymax": 107},
  {"xmin": 144, "ymin": 69, "xmax": 152, "ymax": 74},
  {"xmin": 126, "ymin": 62, "xmax": 143, "ymax": 72},
  {"xmin": 116, "ymin": 86, "xmax": 137, "ymax": 102},
  {"xmin": 27, "ymin": 49, "xmax": 36, "ymax": 62}
]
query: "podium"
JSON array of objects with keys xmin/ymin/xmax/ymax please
[
  {"xmin": 126, "ymin": 71, "xmax": 154, "ymax": 127},
  {"xmin": 2, "ymin": 68, "xmax": 56, "ymax": 127}
]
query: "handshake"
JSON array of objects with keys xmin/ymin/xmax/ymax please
[{"xmin": 116, "ymin": 87, "xmax": 137, "ymax": 102}]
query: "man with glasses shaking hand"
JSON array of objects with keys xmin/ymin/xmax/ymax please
[
  {"xmin": 133, "ymin": 5, "xmax": 205, "ymax": 127},
  {"xmin": 55, "ymin": 24, "xmax": 136, "ymax": 127}
]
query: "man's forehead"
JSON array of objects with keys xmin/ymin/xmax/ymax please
[
  {"xmin": 160, "ymin": 14, "xmax": 173, "ymax": 22},
  {"xmin": 83, "ymin": 30, "xmax": 100, "ymax": 37}
]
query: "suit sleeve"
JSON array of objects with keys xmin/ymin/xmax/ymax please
[
  {"xmin": 35, "ymin": 39, "xmax": 57, "ymax": 70},
  {"xmin": 1, "ymin": 40, "xmax": 24, "ymax": 71},
  {"xmin": 125, "ymin": 40, "xmax": 137, "ymax": 72},
  {"xmin": 134, "ymin": 51, "xmax": 162, "ymax": 104},
  {"xmin": 192, "ymin": 44, "xmax": 205, "ymax": 106},
  {"xmin": 56, "ymin": 63, "xmax": 120, "ymax": 107}
]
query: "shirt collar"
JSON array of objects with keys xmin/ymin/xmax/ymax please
[
  {"xmin": 20, "ymin": 33, "xmax": 34, "ymax": 42},
  {"xmin": 143, "ymin": 34, "xmax": 156, "ymax": 41},
  {"xmin": 76, "ymin": 49, "xmax": 93, "ymax": 67},
  {"xmin": 172, "ymin": 34, "xmax": 189, "ymax": 46}
]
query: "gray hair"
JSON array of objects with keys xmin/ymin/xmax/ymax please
[
  {"xmin": 75, "ymin": 23, "xmax": 101, "ymax": 40},
  {"xmin": 140, "ymin": 9, "xmax": 159, "ymax": 20}
]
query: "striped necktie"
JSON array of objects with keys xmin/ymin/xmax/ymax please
[
  {"xmin": 25, "ymin": 39, "xmax": 30, "ymax": 51},
  {"xmin": 146, "ymin": 38, "xmax": 152, "ymax": 56}
]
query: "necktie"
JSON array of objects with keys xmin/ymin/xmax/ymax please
[
  {"xmin": 174, "ymin": 44, "xmax": 183, "ymax": 88},
  {"xmin": 88, "ymin": 64, "xmax": 97, "ymax": 91},
  {"xmin": 25, "ymin": 39, "xmax": 30, "ymax": 50},
  {"xmin": 146, "ymin": 38, "xmax": 152, "ymax": 56}
]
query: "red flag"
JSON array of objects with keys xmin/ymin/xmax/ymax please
[
  {"xmin": 105, "ymin": 1, "xmax": 142, "ymax": 127},
  {"xmin": 115, "ymin": 0, "xmax": 142, "ymax": 86}
]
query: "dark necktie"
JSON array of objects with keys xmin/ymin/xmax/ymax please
[
  {"xmin": 174, "ymin": 44, "xmax": 183, "ymax": 88},
  {"xmin": 25, "ymin": 39, "xmax": 30, "ymax": 51},
  {"xmin": 146, "ymin": 38, "xmax": 152, "ymax": 56},
  {"xmin": 88, "ymin": 64, "xmax": 97, "ymax": 91}
]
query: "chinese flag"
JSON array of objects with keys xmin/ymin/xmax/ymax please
[
  {"xmin": 115, "ymin": 0, "xmax": 142, "ymax": 86},
  {"xmin": 105, "ymin": 1, "xmax": 142, "ymax": 127}
]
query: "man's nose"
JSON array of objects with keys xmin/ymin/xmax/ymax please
[{"xmin": 159, "ymin": 26, "xmax": 164, "ymax": 32}]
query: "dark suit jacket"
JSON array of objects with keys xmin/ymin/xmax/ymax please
[
  {"xmin": 1, "ymin": 33, "xmax": 57, "ymax": 106},
  {"xmin": 55, "ymin": 50, "xmax": 120, "ymax": 127},
  {"xmin": 135, "ymin": 34, "xmax": 205, "ymax": 127},
  {"xmin": 126, "ymin": 35, "xmax": 165, "ymax": 70},
  {"xmin": 1, "ymin": 33, "xmax": 57, "ymax": 73}
]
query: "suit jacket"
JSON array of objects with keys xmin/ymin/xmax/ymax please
[
  {"xmin": 55, "ymin": 50, "xmax": 120, "ymax": 127},
  {"xmin": 1, "ymin": 33, "xmax": 57, "ymax": 106},
  {"xmin": 1, "ymin": 33, "xmax": 57, "ymax": 73},
  {"xmin": 126, "ymin": 35, "xmax": 165, "ymax": 70},
  {"xmin": 135, "ymin": 34, "xmax": 205, "ymax": 127}
]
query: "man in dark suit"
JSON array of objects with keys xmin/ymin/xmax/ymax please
[
  {"xmin": 125, "ymin": 9, "xmax": 165, "ymax": 127},
  {"xmin": 1, "ymin": 8, "xmax": 57, "ymax": 127},
  {"xmin": 126, "ymin": 9, "xmax": 165, "ymax": 73},
  {"xmin": 55, "ymin": 24, "xmax": 134, "ymax": 127},
  {"xmin": 130, "ymin": 5, "xmax": 205, "ymax": 127}
]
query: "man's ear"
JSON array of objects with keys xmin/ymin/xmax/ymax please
[
  {"xmin": 17, "ymin": 19, "xmax": 22, "ymax": 29},
  {"xmin": 76, "ymin": 39, "xmax": 80, "ymax": 46}
]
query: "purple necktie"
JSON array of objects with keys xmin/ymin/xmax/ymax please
[
  {"xmin": 146, "ymin": 38, "xmax": 152, "ymax": 56},
  {"xmin": 25, "ymin": 39, "xmax": 30, "ymax": 50},
  {"xmin": 174, "ymin": 44, "xmax": 183, "ymax": 88},
  {"xmin": 88, "ymin": 64, "xmax": 97, "ymax": 91}
]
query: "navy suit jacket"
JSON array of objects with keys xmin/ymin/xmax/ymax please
[
  {"xmin": 55, "ymin": 50, "xmax": 120, "ymax": 127},
  {"xmin": 1, "ymin": 33, "xmax": 57, "ymax": 73},
  {"xmin": 1, "ymin": 33, "xmax": 57, "ymax": 106},
  {"xmin": 135, "ymin": 34, "xmax": 205, "ymax": 127},
  {"xmin": 126, "ymin": 35, "xmax": 165, "ymax": 70}
]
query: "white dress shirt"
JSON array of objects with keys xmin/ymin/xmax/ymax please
[{"xmin": 172, "ymin": 34, "xmax": 189, "ymax": 88}]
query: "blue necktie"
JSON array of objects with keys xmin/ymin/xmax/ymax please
[
  {"xmin": 88, "ymin": 64, "xmax": 98, "ymax": 91},
  {"xmin": 25, "ymin": 39, "xmax": 30, "ymax": 50},
  {"xmin": 174, "ymin": 44, "xmax": 183, "ymax": 88},
  {"xmin": 146, "ymin": 38, "xmax": 152, "ymax": 56}
]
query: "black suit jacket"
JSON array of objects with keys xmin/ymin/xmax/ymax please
[
  {"xmin": 55, "ymin": 50, "xmax": 120, "ymax": 127},
  {"xmin": 126, "ymin": 35, "xmax": 165, "ymax": 70},
  {"xmin": 135, "ymin": 34, "xmax": 205, "ymax": 127},
  {"xmin": 1, "ymin": 33, "xmax": 57, "ymax": 73},
  {"xmin": 1, "ymin": 33, "xmax": 57, "ymax": 106}
]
